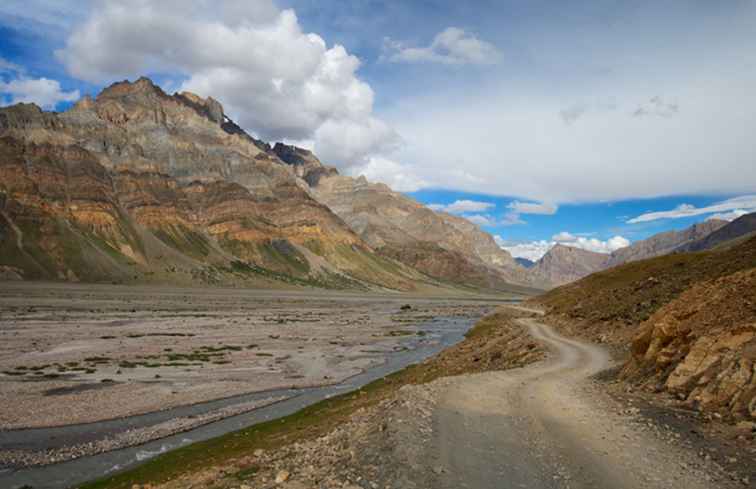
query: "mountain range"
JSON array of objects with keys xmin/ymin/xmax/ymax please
[
  {"xmin": 1, "ymin": 77, "xmax": 753, "ymax": 292},
  {"xmin": 0, "ymin": 77, "xmax": 534, "ymax": 293},
  {"xmin": 532, "ymin": 215, "xmax": 755, "ymax": 287}
]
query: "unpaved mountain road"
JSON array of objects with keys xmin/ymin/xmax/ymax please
[{"xmin": 427, "ymin": 315, "xmax": 733, "ymax": 489}]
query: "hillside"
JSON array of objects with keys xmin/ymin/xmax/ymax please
[
  {"xmin": 605, "ymin": 219, "xmax": 726, "ymax": 267},
  {"xmin": 0, "ymin": 77, "xmax": 529, "ymax": 292},
  {"xmin": 536, "ymin": 235, "xmax": 756, "ymax": 334},
  {"xmin": 533, "ymin": 235, "xmax": 756, "ymax": 419},
  {"xmin": 305, "ymin": 169, "xmax": 534, "ymax": 289},
  {"xmin": 676, "ymin": 212, "xmax": 756, "ymax": 252}
]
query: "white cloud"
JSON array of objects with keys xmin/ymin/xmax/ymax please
[
  {"xmin": 502, "ymin": 240, "xmax": 554, "ymax": 261},
  {"xmin": 508, "ymin": 201, "xmax": 558, "ymax": 215},
  {"xmin": 0, "ymin": 57, "xmax": 23, "ymax": 73},
  {"xmin": 56, "ymin": 0, "xmax": 396, "ymax": 168},
  {"xmin": 500, "ymin": 200, "xmax": 557, "ymax": 226},
  {"xmin": 0, "ymin": 76, "xmax": 80, "ymax": 109},
  {"xmin": 707, "ymin": 209, "xmax": 750, "ymax": 222},
  {"xmin": 384, "ymin": 27, "xmax": 500, "ymax": 65},
  {"xmin": 552, "ymin": 231, "xmax": 576, "ymax": 242},
  {"xmin": 628, "ymin": 195, "xmax": 756, "ymax": 223},
  {"xmin": 427, "ymin": 199, "xmax": 495, "ymax": 214},
  {"xmin": 465, "ymin": 214, "xmax": 494, "ymax": 227},
  {"xmin": 501, "ymin": 233, "xmax": 629, "ymax": 261},
  {"xmin": 347, "ymin": 156, "xmax": 428, "ymax": 193},
  {"xmin": 501, "ymin": 212, "xmax": 526, "ymax": 226},
  {"xmin": 383, "ymin": 5, "xmax": 756, "ymax": 203}
]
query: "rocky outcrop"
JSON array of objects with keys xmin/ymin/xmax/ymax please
[
  {"xmin": 676, "ymin": 213, "xmax": 756, "ymax": 253},
  {"xmin": 623, "ymin": 268, "xmax": 756, "ymax": 420},
  {"xmin": 531, "ymin": 244, "xmax": 609, "ymax": 287},
  {"xmin": 272, "ymin": 143, "xmax": 338, "ymax": 186},
  {"xmin": 606, "ymin": 220, "xmax": 726, "ymax": 268}
]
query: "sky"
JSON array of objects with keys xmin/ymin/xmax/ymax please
[{"xmin": 1, "ymin": 0, "xmax": 755, "ymax": 260}]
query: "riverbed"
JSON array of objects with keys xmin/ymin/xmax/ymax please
[{"xmin": 0, "ymin": 282, "xmax": 515, "ymax": 489}]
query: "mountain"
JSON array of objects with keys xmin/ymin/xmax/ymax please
[
  {"xmin": 531, "ymin": 244, "xmax": 609, "ymax": 287},
  {"xmin": 296, "ymin": 166, "xmax": 534, "ymax": 290},
  {"xmin": 515, "ymin": 257, "xmax": 535, "ymax": 268},
  {"xmin": 605, "ymin": 219, "xmax": 726, "ymax": 268},
  {"xmin": 675, "ymin": 212, "xmax": 756, "ymax": 252},
  {"xmin": 534, "ymin": 235, "xmax": 756, "ymax": 420},
  {"xmin": 1, "ymin": 77, "xmax": 519, "ymax": 291}
]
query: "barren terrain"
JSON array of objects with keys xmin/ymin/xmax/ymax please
[{"xmin": 0, "ymin": 282, "xmax": 505, "ymax": 430}]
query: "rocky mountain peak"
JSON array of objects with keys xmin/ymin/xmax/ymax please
[
  {"xmin": 97, "ymin": 76, "xmax": 169, "ymax": 101},
  {"xmin": 532, "ymin": 244, "xmax": 609, "ymax": 287}
]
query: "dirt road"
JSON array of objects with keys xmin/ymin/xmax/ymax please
[{"xmin": 428, "ymin": 316, "xmax": 729, "ymax": 489}]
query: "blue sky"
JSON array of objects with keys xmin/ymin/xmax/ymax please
[{"xmin": 1, "ymin": 1, "xmax": 755, "ymax": 259}]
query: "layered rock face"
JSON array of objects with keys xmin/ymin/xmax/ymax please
[
  {"xmin": 308, "ymin": 171, "xmax": 534, "ymax": 290},
  {"xmin": 531, "ymin": 244, "xmax": 609, "ymax": 287},
  {"xmin": 623, "ymin": 268, "xmax": 756, "ymax": 420},
  {"xmin": 606, "ymin": 220, "xmax": 727, "ymax": 268},
  {"xmin": 0, "ymin": 78, "xmax": 440, "ymax": 290}
]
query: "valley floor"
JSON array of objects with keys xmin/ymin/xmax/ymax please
[{"xmin": 125, "ymin": 308, "xmax": 753, "ymax": 489}]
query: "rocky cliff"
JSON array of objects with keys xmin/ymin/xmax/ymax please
[{"xmin": 623, "ymin": 267, "xmax": 756, "ymax": 420}]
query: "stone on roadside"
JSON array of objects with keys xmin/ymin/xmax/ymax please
[{"xmin": 276, "ymin": 470, "xmax": 291, "ymax": 483}]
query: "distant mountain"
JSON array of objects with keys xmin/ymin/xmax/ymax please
[
  {"xmin": 531, "ymin": 244, "xmax": 609, "ymax": 287},
  {"xmin": 515, "ymin": 257, "xmax": 536, "ymax": 268},
  {"xmin": 605, "ymin": 219, "xmax": 726, "ymax": 268},
  {"xmin": 675, "ymin": 212, "xmax": 756, "ymax": 252}
]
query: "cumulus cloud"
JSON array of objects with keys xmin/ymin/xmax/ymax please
[
  {"xmin": 500, "ymin": 233, "xmax": 629, "ymax": 261},
  {"xmin": 501, "ymin": 240, "xmax": 554, "ymax": 261},
  {"xmin": 347, "ymin": 156, "xmax": 428, "ymax": 193},
  {"xmin": 552, "ymin": 232, "xmax": 630, "ymax": 254},
  {"xmin": 427, "ymin": 199, "xmax": 495, "ymax": 214},
  {"xmin": 384, "ymin": 27, "xmax": 500, "ymax": 65},
  {"xmin": 628, "ymin": 195, "xmax": 756, "ymax": 223},
  {"xmin": 56, "ymin": 0, "xmax": 396, "ymax": 168},
  {"xmin": 0, "ymin": 76, "xmax": 80, "ymax": 109}
]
